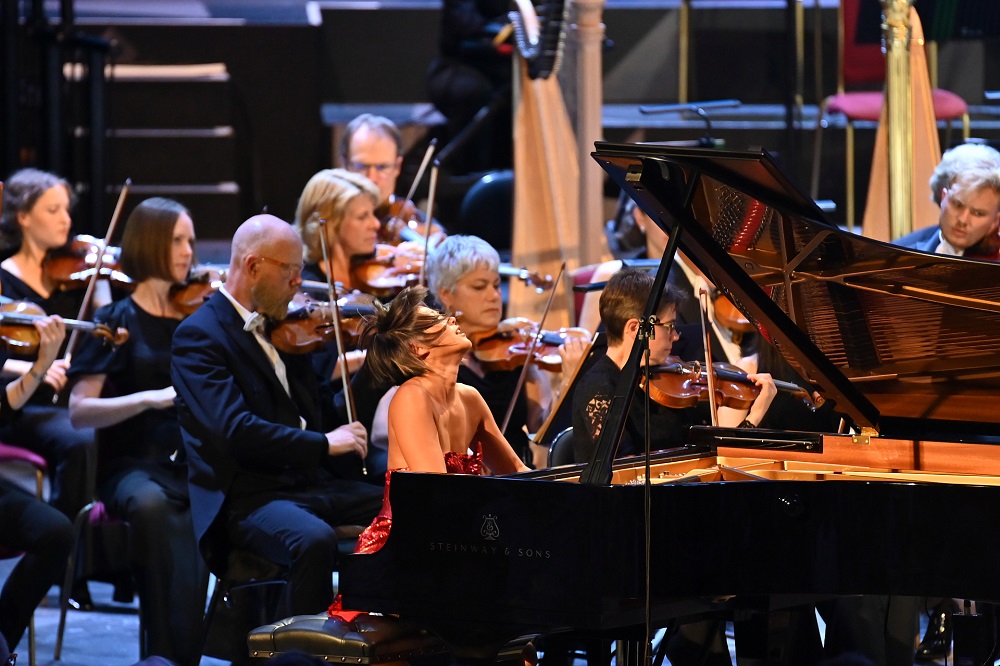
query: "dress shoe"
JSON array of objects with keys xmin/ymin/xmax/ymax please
[
  {"xmin": 67, "ymin": 581, "xmax": 94, "ymax": 611},
  {"xmin": 915, "ymin": 608, "xmax": 952, "ymax": 662}
]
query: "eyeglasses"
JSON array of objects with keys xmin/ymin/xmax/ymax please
[
  {"xmin": 256, "ymin": 255, "xmax": 303, "ymax": 280},
  {"xmin": 347, "ymin": 161, "xmax": 397, "ymax": 175},
  {"xmin": 651, "ymin": 319, "xmax": 678, "ymax": 335}
]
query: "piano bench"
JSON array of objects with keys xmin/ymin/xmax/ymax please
[{"xmin": 248, "ymin": 613, "xmax": 449, "ymax": 664}]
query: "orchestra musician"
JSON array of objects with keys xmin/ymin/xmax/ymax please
[
  {"xmin": 66, "ymin": 198, "xmax": 208, "ymax": 665},
  {"xmin": 895, "ymin": 142, "xmax": 1000, "ymax": 260},
  {"xmin": 0, "ymin": 312, "xmax": 73, "ymax": 658},
  {"xmin": 893, "ymin": 142, "xmax": 1000, "ymax": 662},
  {"xmin": 572, "ymin": 267, "xmax": 776, "ymax": 462},
  {"xmin": 0, "ymin": 168, "xmax": 102, "ymax": 606},
  {"xmin": 170, "ymin": 214, "xmax": 382, "ymax": 617},
  {"xmin": 580, "ymin": 199, "xmax": 756, "ymax": 367},
  {"xmin": 426, "ymin": 234, "xmax": 588, "ymax": 465},
  {"xmin": 339, "ymin": 114, "xmax": 443, "ymax": 245}
]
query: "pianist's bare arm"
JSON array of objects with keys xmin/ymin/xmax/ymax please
[{"xmin": 461, "ymin": 384, "xmax": 531, "ymax": 475}]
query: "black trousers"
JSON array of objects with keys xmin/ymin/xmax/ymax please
[
  {"xmin": 228, "ymin": 478, "xmax": 382, "ymax": 616},
  {"xmin": 0, "ymin": 477, "xmax": 74, "ymax": 651},
  {"xmin": 100, "ymin": 461, "xmax": 208, "ymax": 665}
]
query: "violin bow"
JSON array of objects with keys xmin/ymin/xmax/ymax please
[
  {"xmin": 403, "ymin": 138, "xmax": 436, "ymax": 209},
  {"xmin": 317, "ymin": 215, "xmax": 367, "ymax": 475},
  {"xmin": 697, "ymin": 288, "xmax": 719, "ymax": 427},
  {"xmin": 63, "ymin": 178, "xmax": 131, "ymax": 366},
  {"xmin": 499, "ymin": 261, "xmax": 566, "ymax": 436},
  {"xmin": 417, "ymin": 161, "xmax": 439, "ymax": 288}
]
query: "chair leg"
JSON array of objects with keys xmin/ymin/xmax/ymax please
[
  {"xmin": 193, "ymin": 576, "xmax": 225, "ymax": 666},
  {"xmin": 809, "ymin": 99, "xmax": 830, "ymax": 200},
  {"xmin": 27, "ymin": 612, "xmax": 35, "ymax": 666},
  {"xmin": 846, "ymin": 122, "xmax": 855, "ymax": 233},
  {"xmin": 54, "ymin": 502, "xmax": 96, "ymax": 661}
]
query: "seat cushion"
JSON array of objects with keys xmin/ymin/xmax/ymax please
[
  {"xmin": 827, "ymin": 91, "xmax": 884, "ymax": 121},
  {"xmin": 931, "ymin": 88, "xmax": 968, "ymax": 119},
  {"xmin": 827, "ymin": 89, "xmax": 967, "ymax": 123},
  {"xmin": 248, "ymin": 613, "xmax": 448, "ymax": 664}
]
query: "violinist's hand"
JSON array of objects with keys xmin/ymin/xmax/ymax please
[
  {"xmin": 32, "ymin": 316, "xmax": 67, "ymax": 391},
  {"xmin": 557, "ymin": 335, "xmax": 590, "ymax": 378},
  {"xmin": 745, "ymin": 372, "xmax": 777, "ymax": 426},
  {"xmin": 393, "ymin": 241, "xmax": 427, "ymax": 263},
  {"xmin": 326, "ymin": 421, "xmax": 368, "ymax": 459},
  {"xmin": 145, "ymin": 386, "xmax": 177, "ymax": 410}
]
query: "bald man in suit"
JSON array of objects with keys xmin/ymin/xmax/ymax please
[{"xmin": 171, "ymin": 214, "xmax": 381, "ymax": 616}]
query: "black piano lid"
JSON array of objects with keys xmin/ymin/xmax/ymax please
[{"xmin": 592, "ymin": 142, "xmax": 1000, "ymax": 444}]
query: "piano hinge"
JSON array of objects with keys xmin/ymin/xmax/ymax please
[{"xmin": 851, "ymin": 427, "xmax": 878, "ymax": 446}]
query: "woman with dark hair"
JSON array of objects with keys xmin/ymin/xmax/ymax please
[
  {"xmin": 0, "ymin": 168, "xmax": 100, "ymax": 605},
  {"xmin": 67, "ymin": 197, "xmax": 208, "ymax": 665},
  {"xmin": 350, "ymin": 285, "xmax": 528, "ymax": 554}
]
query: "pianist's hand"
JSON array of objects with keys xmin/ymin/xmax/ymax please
[{"xmin": 326, "ymin": 421, "xmax": 368, "ymax": 459}]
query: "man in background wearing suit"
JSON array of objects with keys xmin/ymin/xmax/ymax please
[
  {"xmin": 171, "ymin": 214, "xmax": 381, "ymax": 616},
  {"xmin": 895, "ymin": 143, "xmax": 1000, "ymax": 258}
]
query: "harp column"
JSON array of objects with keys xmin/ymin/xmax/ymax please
[
  {"xmin": 881, "ymin": 0, "xmax": 914, "ymax": 239},
  {"xmin": 567, "ymin": 0, "xmax": 606, "ymax": 265}
]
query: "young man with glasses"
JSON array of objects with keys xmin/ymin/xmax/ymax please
[{"xmin": 570, "ymin": 267, "xmax": 777, "ymax": 464}]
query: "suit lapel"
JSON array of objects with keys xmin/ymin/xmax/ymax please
[{"xmin": 206, "ymin": 294, "xmax": 305, "ymax": 422}]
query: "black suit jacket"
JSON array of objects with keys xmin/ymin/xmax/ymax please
[{"xmin": 171, "ymin": 291, "xmax": 346, "ymax": 560}]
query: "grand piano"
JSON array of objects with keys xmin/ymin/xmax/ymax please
[{"xmin": 339, "ymin": 143, "xmax": 1000, "ymax": 662}]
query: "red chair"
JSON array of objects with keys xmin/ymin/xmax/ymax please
[
  {"xmin": 0, "ymin": 443, "xmax": 48, "ymax": 666},
  {"xmin": 570, "ymin": 263, "xmax": 599, "ymax": 327},
  {"xmin": 54, "ymin": 501, "xmax": 135, "ymax": 661},
  {"xmin": 809, "ymin": 0, "xmax": 969, "ymax": 231}
]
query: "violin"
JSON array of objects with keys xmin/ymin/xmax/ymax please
[
  {"xmin": 0, "ymin": 298, "xmax": 129, "ymax": 357},
  {"xmin": 349, "ymin": 244, "xmax": 421, "ymax": 299},
  {"xmin": 376, "ymin": 197, "xmax": 446, "ymax": 246},
  {"xmin": 169, "ymin": 265, "xmax": 227, "ymax": 315},
  {"xmin": 269, "ymin": 296, "xmax": 375, "ymax": 355},
  {"xmin": 469, "ymin": 317, "xmax": 590, "ymax": 373},
  {"xmin": 639, "ymin": 356, "xmax": 816, "ymax": 412},
  {"xmin": 43, "ymin": 235, "xmax": 132, "ymax": 291},
  {"xmin": 713, "ymin": 292, "xmax": 755, "ymax": 344}
]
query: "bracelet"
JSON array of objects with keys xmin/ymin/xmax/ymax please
[
  {"xmin": 28, "ymin": 367, "xmax": 46, "ymax": 381},
  {"xmin": 738, "ymin": 419, "xmax": 757, "ymax": 429}
]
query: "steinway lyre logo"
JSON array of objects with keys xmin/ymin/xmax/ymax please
[{"xmin": 480, "ymin": 514, "xmax": 500, "ymax": 540}]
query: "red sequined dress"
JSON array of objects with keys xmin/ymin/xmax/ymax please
[{"xmin": 328, "ymin": 443, "xmax": 484, "ymax": 618}]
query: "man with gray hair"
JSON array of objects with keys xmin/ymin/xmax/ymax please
[
  {"xmin": 171, "ymin": 214, "xmax": 381, "ymax": 618},
  {"xmin": 895, "ymin": 142, "xmax": 1000, "ymax": 258}
]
